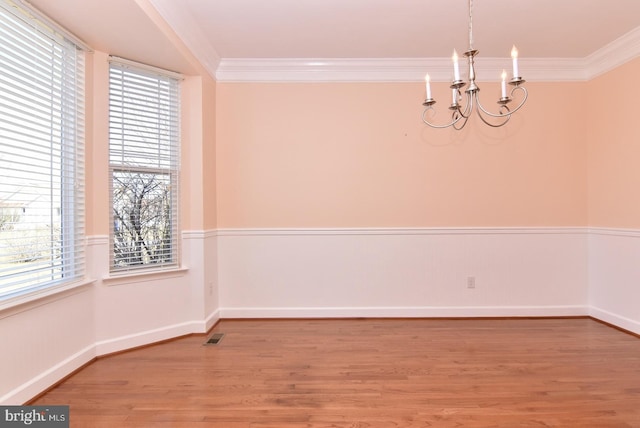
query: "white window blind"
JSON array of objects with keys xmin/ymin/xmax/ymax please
[
  {"xmin": 109, "ymin": 60, "xmax": 180, "ymax": 273},
  {"xmin": 0, "ymin": 0, "xmax": 85, "ymax": 300}
]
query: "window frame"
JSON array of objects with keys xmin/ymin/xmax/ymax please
[{"xmin": 107, "ymin": 58, "xmax": 181, "ymax": 275}]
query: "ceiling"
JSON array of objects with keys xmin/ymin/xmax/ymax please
[{"xmin": 26, "ymin": 0, "xmax": 640, "ymax": 77}]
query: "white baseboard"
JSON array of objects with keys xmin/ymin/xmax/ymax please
[
  {"xmin": 590, "ymin": 306, "xmax": 640, "ymax": 336},
  {"xmin": 220, "ymin": 305, "xmax": 590, "ymax": 319},
  {"xmin": 0, "ymin": 344, "xmax": 96, "ymax": 405},
  {"xmin": 93, "ymin": 308, "xmax": 221, "ymax": 357},
  {"xmin": 94, "ymin": 321, "xmax": 205, "ymax": 356},
  {"xmin": 1, "ymin": 313, "xmax": 221, "ymax": 405},
  {"xmin": 203, "ymin": 308, "xmax": 221, "ymax": 332}
]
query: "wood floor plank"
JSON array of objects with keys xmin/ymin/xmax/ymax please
[{"xmin": 31, "ymin": 318, "xmax": 640, "ymax": 427}]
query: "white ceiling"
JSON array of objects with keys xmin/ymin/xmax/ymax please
[{"xmin": 26, "ymin": 0, "xmax": 640, "ymax": 78}]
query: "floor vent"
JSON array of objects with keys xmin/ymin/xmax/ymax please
[{"xmin": 204, "ymin": 333, "xmax": 225, "ymax": 346}]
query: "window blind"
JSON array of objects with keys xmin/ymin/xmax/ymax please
[
  {"xmin": 108, "ymin": 60, "xmax": 180, "ymax": 273},
  {"xmin": 0, "ymin": 0, "xmax": 85, "ymax": 300}
]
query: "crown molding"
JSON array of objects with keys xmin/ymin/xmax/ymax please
[
  {"xmin": 215, "ymin": 27, "xmax": 640, "ymax": 83},
  {"xmin": 215, "ymin": 57, "xmax": 591, "ymax": 83},
  {"xmin": 584, "ymin": 26, "xmax": 640, "ymax": 79},
  {"xmin": 216, "ymin": 58, "xmax": 433, "ymax": 82}
]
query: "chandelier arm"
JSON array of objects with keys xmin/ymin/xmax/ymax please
[
  {"xmin": 458, "ymin": 90, "xmax": 474, "ymax": 119},
  {"xmin": 453, "ymin": 113, "xmax": 471, "ymax": 130},
  {"xmin": 475, "ymin": 106, "xmax": 511, "ymax": 128},
  {"xmin": 421, "ymin": 91, "xmax": 472, "ymax": 129},
  {"xmin": 475, "ymin": 86, "xmax": 528, "ymax": 119},
  {"xmin": 505, "ymin": 85, "xmax": 528, "ymax": 115},
  {"xmin": 453, "ymin": 91, "xmax": 474, "ymax": 130},
  {"xmin": 422, "ymin": 106, "xmax": 465, "ymax": 129},
  {"xmin": 475, "ymin": 96, "xmax": 511, "ymax": 120}
]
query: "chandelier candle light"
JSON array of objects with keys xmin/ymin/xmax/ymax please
[{"xmin": 422, "ymin": 0, "xmax": 527, "ymax": 129}]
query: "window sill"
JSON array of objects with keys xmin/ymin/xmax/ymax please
[
  {"xmin": 102, "ymin": 267, "xmax": 189, "ymax": 286},
  {"xmin": 0, "ymin": 278, "xmax": 96, "ymax": 316}
]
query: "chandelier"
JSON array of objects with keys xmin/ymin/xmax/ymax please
[{"xmin": 422, "ymin": 0, "xmax": 527, "ymax": 129}]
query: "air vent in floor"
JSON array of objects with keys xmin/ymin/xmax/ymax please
[{"xmin": 204, "ymin": 333, "xmax": 224, "ymax": 346}]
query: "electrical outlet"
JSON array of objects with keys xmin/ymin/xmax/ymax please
[{"xmin": 467, "ymin": 276, "xmax": 476, "ymax": 289}]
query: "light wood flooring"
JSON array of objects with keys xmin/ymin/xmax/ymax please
[{"xmin": 32, "ymin": 318, "xmax": 640, "ymax": 427}]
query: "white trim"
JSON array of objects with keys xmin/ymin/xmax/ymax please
[
  {"xmin": 182, "ymin": 229, "xmax": 218, "ymax": 240},
  {"xmin": 585, "ymin": 26, "xmax": 640, "ymax": 80},
  {"xmin": 217, "ymin": 58, "xmax": 437, "ymax": 83},
  {"xmin": 0, "ymin": 279, "xmax": 95, "ymax": 314},
  {"xmin": 518, "ymin": 58, "xmax": 588, "ymax": 82},
  {"xmin": 102, "ymin": 267, "xmax": 188, "ymax": 286},
  {"xmin": 590, "ymin": 306, "xmax": 640, "ymax": 336},
  {"xmin": 0, "ymin": 343, "xmax": 95, "ymax": 405},
  {"xmin": 203, "ymin": 308, "xmax": 221, "ymax": 332},
  {"xmin": 215, "ymin": 57, "xmax": 591, "ymax": 83},
  {"xmin": 588, "ymin": 227, "xmax": 640, "ymax": 238},
  {"xmin": 94, "ymin": 320, "xmax": 203, "ymax": 356},
  {"xmin": 220, "ymin": 305, "xmax": 589, "ymax": 319},
  {"xmin": 217, "ymin": 226, "xmax": 588, "ymax": 237}
]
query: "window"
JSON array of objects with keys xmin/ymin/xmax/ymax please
[
  {"xmin": 0, "ymin": 0, "xmax": 85, "ymax": 300},
  {"xmin": 108, "ymin": 59, "xmax": 180, "ymax": 273}
]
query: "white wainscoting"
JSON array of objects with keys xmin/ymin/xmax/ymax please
[
  {"xmin": 0, "ymin": 288, "xmax": 95, "ymax": 405},
  {"xmin": 0, "ymin": 230, "xmax": 219, "ymax": 405},
  {"xmin": 93, "ymin": 231, "xmax": 220, "ymax": 355},
  {"xmin": 589, "ymin": 228, "xmax": 640, "ymax": 335},
  {"xmin": 218, "ymin": 228, "xmax": 590, "ymax": 319},
  {"xmin": 5, "ymin": 226, "xmax": 639, "ymax": 405}
]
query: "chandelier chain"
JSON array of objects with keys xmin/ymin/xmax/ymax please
[{"xmin": 468, "ymin": 0, "xmax": 474, "ymax": 50}]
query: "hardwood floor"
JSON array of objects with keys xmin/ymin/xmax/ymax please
[{"xmin": 32, "ymin": 318, "xmax": 640, "ymax": 427}]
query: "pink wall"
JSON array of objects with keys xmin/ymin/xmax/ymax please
[
  {"xmin": 181, "ymin": 76, "xmax": 205, "ymax": 230},
  {"xmin": 202, "ymin": 77, "xmax": 218, "ymax": 230},
  {"xmin": 216, "ymin": 81, "xmax": 588, "ymax": 228},
  {"xmin": 587, "ymin": 57, "xmax": 640, "ymax": 228},
  {"xmin": 85, "ymin": 51, "xmax": 110, "ymax": 236}
]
